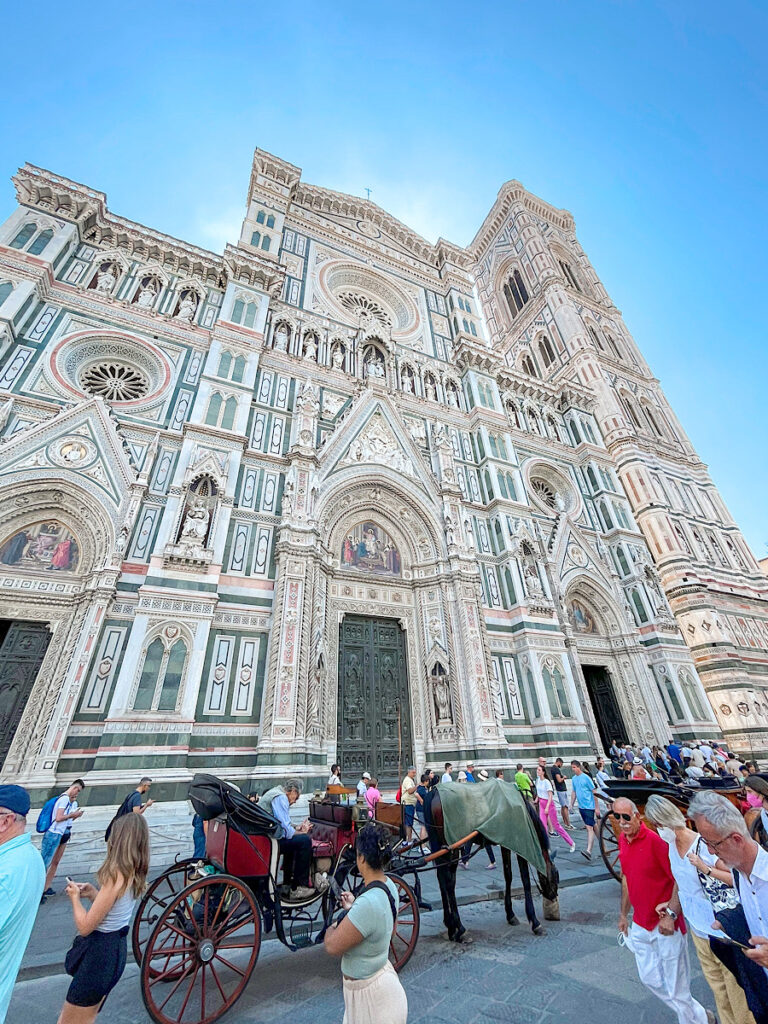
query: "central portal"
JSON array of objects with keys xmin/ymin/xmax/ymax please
[
  {"xmin": 582, "ymin": 664, "xmax": 628, "ymax": 750},
  {"xmin": 337, "ymin": 615, "xmax": 413, "ymax": 786}
]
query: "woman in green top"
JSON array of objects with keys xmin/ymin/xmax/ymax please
[{"xmin": 324, "ymin": 823, "xmax": 407, "ymax": 1023}]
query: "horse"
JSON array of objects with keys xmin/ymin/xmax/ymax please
[{"xmin": 420, "ymin": 786, "xmax": 559, "ymax": 942}]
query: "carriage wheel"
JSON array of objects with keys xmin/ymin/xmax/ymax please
[
  {"xmin": 598, "ymin": 814, "xmax": 622, "ymax": 881},
  {"xmin": 133, "ymin": 859, "xmax": 204, "ymax": 969},
  {"xmin": 387, "ymin": 873, "xmax": 420, "ymax": 972},
  {"xmin": 140, "ymin": 874, "xmax": 260, "ymax": 1024}
]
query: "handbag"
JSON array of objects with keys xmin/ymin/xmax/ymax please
[{"xmin": 692, "ymin": 837, "xmax": 740, "ymax": 912}]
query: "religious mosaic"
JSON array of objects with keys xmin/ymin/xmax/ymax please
[
  {"xmin": 0, "ymin": 521, "xmax": 79, "ymax": 572},
  {"xmin": 568, "ymin": 598, "xmax": 597, "ymax": 634},
  {"xmin": 341, "ymin": 521, "xmax": 401, "ymax": 575}
]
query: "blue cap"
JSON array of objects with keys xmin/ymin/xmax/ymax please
[{"xmin": 0, "ymin": 784, "xmax": 31, "ymax": 816}]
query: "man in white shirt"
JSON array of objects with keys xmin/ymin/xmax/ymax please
[
  {"xmin": 356, "ymin": 772, "xmax": 371, "ymax": 798},
  {"xmin": 698, "ymin": 741, "xmax": 715, "ymax": 766},
  {"xmin": 680, "ymin": 744, "xmax": 693, "ymax": 765},
  {"xmin": 689, "ymin": 791, "xmax": 768, "ymax": 975},
  {"xmin": 690, "ymin": 745, "xmax": 706, "ymax": 769},
  {"xmin": 640, "ymin": 744, "xmax": 654, "ymax": 765},
  {"xmin": 41, "ymin": 779, "xmax": 84, "ymax": 895},
  {"xmin": 441, "ymin": 762, "xmax": 453, "ymax": 784}
]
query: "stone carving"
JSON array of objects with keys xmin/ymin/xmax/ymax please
[
  {"xmin": 433, "ymin": 668, "xmax": 453, "ymax": 723},
  {"xmin": 136, "ymin": 278, "xmax": 159, "ymax": 308},
  {"xmin": 95, "ymin": 263, "xmax": 118, "ymax": 294},
  {"xmin": 341, "ymin": 417, "xmax": 416, "ymax": 478},
  {"xmin": 365, "ymin": 355, "xmax": 385, "ymax": 380},
  {"xmin": 181, "ymin": 500, "xmax": 210, "ymax": 543},
  {"xmin": 175, "ymin": 291, "xmax": 198, "ymax": 322},
  {"xmin": 332, "ymin": 344, "xmax": 345, "ymax": 370},
  {"xmin": 303, "ymin": 336, "xmax": 317, "ymax": 361}
]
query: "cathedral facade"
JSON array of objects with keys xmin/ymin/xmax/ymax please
[{"xmin": 0, "ymin": 150, "xmax": 766, "ymax": 803}]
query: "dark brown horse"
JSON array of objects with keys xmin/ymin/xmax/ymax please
[{"xmin": 422, "ymin": 787, "xmax": 559, "ymax": 942}]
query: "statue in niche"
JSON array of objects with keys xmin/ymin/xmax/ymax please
[
  {"xmin": 95, "ymin": 263, "xmax": 117, "ymax": 294},
  {"xmin": 523, "ymin": 561, "xmax": 544, "ymax": 599},
  {"xmin": 303, "ymin": 336, "xmax": 317, "ymax": 361},
  {"xmin": 432, "ymin": 665, "xmax": 452, "ymax": 723},
  {"xmin": 175, "ymin": 291, "xmax": 198, "ymax": 322},
  {"xmin": 180, "ymin": 500, "xmax": 210, "ymax": 543},
  {"xmin": 282, "ymin": 477, "xmax": 295, "ymax": 516},
  {"xmin": 554, "ymin": 491, "xmax": 566, "ymax": 513},
  {"xmin": 463, "ymin": 517, "xmax": 476, "ymax": 549},
  {"xmin": 332, "ymin": 345, "xmax": 344, "ymax": 370},
  {"xmin": 365, "ymin": 357, "xmax": 385, "ymax": 380},
  {"xmin": 425, "ymin": 377, "xmax": 437, "ymax": 401},
  {"xmin": 401, "ymin": 368, "xmax": 414, "ymax": 393},
  {"xmin": 274, "ymin": 323, "xmax": 289, "ymax": 352},
  {"xmin": 136, "ymin": 278, "xmax": 159, "ymax": 308},
  {"xmin": 446, "ymin": 384, "xmax": 459, "ymax": 407}
]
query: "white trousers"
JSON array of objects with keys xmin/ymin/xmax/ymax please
[
  {"xmin": 626, "ymin": 923, "xmax": 709, "ymax": 1024},
  {"xmin": 342, "ymin": 961, "xmax": 408, "ymax": 1024}
]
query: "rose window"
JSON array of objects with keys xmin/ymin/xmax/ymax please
[
  {"xmin": 531, "ymin": 478, "xmax": 557, "ymax": 508},
  {"xmin": 80, "ymin": 361, "xmax": 149, "ymax": 401},
  {"xmin": 337, "ymin": 292, "xmax": 393, "ymax": 328}
]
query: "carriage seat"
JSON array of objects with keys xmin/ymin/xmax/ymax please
[{"xmin": 311, "ymin": 838, "xmax": 335, "ymax": 859}]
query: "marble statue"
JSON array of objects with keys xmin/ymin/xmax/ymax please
[
  {"xmin": 136, "ymin": 279, "xmax": 158, "ymax": 308},
  {"xmin": 175, "ymin": 291, "xmax": 198, "ymax": 322},
  {"xmin": 95, "ymin": 264, "xmax": 117, "ymax": 294}
]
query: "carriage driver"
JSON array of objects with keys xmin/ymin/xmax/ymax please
[{"xmin": 261, "ymin": 779, "xmax": 314, "ymax": 900}]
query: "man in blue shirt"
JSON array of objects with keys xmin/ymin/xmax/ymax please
[
  {"xmin": 0, "ymin": 784, "xmax": 45, "ymax": 1021},
  {"xmin": 666, "ymin": 742, "xmax": 682, "ymax": 765},
  {"xmin": 261, "ymin": 779, "xmax": 314, "ymax": 900},
  {"xmin": 569, "ymin": 761, "xmax": 597, "ymax": 861}
]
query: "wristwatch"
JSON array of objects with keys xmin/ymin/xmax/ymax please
[{"xmin": 664, "ymin": 908, "xmax": 678, "ymax": 921}]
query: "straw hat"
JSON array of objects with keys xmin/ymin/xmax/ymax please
[{"xmin": 457, "ymin": 770, "xmax": 468, "ymax": 782}]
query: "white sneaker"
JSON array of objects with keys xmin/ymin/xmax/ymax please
[{"xmin": 566, "ymin": 845, "xmax": 577, "ymax": 854}]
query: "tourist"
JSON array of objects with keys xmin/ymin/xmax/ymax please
[
  {"xmin": 364, "ymin": 777, "xmax": 381, "ymax": 819},
  {"xmin": 551, "ymin": 758, "xmax": 573, "ymax": 830},
  {"xmin": 680, "ymin": 743, "xmax": 693, "ymax": 767},
  {"xmin": 357, "ymin": 772, "xmax": 371, "ymax": 799},
  {"xmin": 41, "ymin": 779, "xmax": 84, "ymax": 899},
  {"xmin": 699, "ymin": 740, "xmax": 716, "ymax": 769},
  {"xmin": 614, "ymin": 797, "xmax": 710, "ymax": 1024},
  {"xmin": 192, "ymin": 812, "xmax": 206, "ymax": 858},
  {"xmin": 327, "ymin": 763, "xmax": 342, "ymax": 803},
  {"xmin": 494, "ymin": 768, "xmax": 505, "ymax": 780},
  {"xmin": 631, "ymin": 757, "xmax": 651, "ymax": 780},
  {"xmin": 441, "ymin": 762, "xmax": 453, "ymax": 783},
  {"xmin": 457, "ymin": 770, "xmax": 467, "ymax": 783},
  {"xmin": 400, "ymin": 766, "xmax": 419, "ymax": 841},
  {"xmin": 595, "ymin": 757, "xmax": 612, "ymax": 790},
  {"xmin": 324, "ymin": 823, "xmax": 407, "ymax": 1023},
  {"xmin": 640, "ymin": 742, "xmax": 654, "ymax": 766},
  {"xmin": 59, "ymin": 813, "xmax": 149, "ymax": 1024},
  {"xmin": 413, "ymin": 773, "xmax": 430, "ymax": 840},
  {"xmin": 0, "ymin": 784, "xmax": 45, "ymax": 1022},
  {"xmin": 690, "ymin": 745, "xmax": 706, "ymax": 770},
  {"xmin": 645, "ymin": 795, "xmax": 755, "ymax": 1024},
  {"xmin": 465, "ymin": 763, "xmax": 476, "ymax": 783},
  {"xmin": 569, "ymin": 761, "xmax": 597, "ymax": 860},
  {"xmin": 667, "ymin": 740, "xmax": 683, "ymax": 765},
  {"xmin": 535, "ymin": 766, "xmax": 575, "ymax": 853},
  {"xmin": 514, "ymin": 763, "xmax": 532, "ymax": 798},
  {"xmin": 476, "ymin": 769, "xmax": 497, "ymax": 869},
  {"xmin": 261, "ymin": 779, "xmax": 314, "ymax": 899},
  {"xmin": 104, "ymin": 776, "xmax": 154, "ymax": 841}
]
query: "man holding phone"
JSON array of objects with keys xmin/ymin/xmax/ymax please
[{"xmin": 615, "ymin": 797, "xmax": 710, "ymax": 1024}]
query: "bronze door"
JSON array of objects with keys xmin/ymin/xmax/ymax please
[
  {"xmin": 337, "ymin": 616, "xmax": 412, "ymax": 786},
  {"xmin": 582, "ymin": 664, "xmax": 628, "ymax": 749},
  {"xmin": 0, "ymin": 621, "xmax": 51, "ymax": 766}
]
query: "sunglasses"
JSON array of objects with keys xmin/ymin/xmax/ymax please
[{"xmin": 611, "ymin": 811, "xmax": 633, "ymax": 822}]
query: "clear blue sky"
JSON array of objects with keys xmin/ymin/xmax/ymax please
[{"xmin": 1, "ymin": 2, "xmax": 765, "ymax": 555}]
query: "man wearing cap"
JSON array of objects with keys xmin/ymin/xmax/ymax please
[
  {"xmin": 356, "ymin": 771, "xmax": 371, "ymax": 799},
  {"xmin": 400, "ymin": 766, "xmax": 419, "ymax": 841},
  {"xmin": 465, "ymin": 763, "xmax": 476, "ymax": 783},
  {"xmin": 0, "ymin": 784, "xmax": 45, "ymax": 1021}
]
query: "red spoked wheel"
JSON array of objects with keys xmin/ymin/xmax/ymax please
[
  {"xmin": 140, "ymin": 874, "xmax": 261, "ymax": 1024},
  {"xmin": 386, "ymin": 873, "xmax": 420, "ymax": 972},
  {"xmin": 598, "ymin": 814, "xmax": 622, "ymax": 881},
  {"xmin": 133, "ymin": 860, "xmax": 204, "ymax": 970}
]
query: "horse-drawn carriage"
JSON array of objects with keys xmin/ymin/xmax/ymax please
[
  {"xmin": 595, "ymin": 775, "xmax": 754, "ymax": 880},
  {"xmin": 133, "ymin": 774, "xmax": 419, "ymax": 1024}
]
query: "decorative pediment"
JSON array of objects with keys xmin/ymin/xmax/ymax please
[{"xmin": 0, "ymin": 397, "xmax": 136, "ymax": 520}]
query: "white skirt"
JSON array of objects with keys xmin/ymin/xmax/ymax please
[{"xmin": 342, "ymin": 961, "xmax": 408, "ymax": 1024}]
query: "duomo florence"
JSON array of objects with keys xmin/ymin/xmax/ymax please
[{"xmin": 0, "ymin": 146, "xmax": 766, "ymax": 807}]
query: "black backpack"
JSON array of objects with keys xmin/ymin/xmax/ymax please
[{"xmin": 104, "ymin": 792, "xmax": 137, "ymax": 842}]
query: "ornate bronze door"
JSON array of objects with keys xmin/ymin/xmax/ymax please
[
  {"xmin": 0, "ymin": 621, "xmax": 51, "ymax": 766},
  {"xmin": 337, "ymin": 616, "xmax": 413, "ymax": 785},
  {"xmin": 582, "ymin": 664, "xmax": 628, "ymax": 749}
]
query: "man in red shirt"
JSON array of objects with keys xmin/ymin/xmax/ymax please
[{"xmin": 615, "ymin": 798, "xmax": 711, "ymax": 1024}]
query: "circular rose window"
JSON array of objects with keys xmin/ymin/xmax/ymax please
[
  {"xmin": 526, "ymin": 461, "xmax": 580, "ymax": 517},
  {"xmin": 80, "ymin": 361, "xmax": 149, "ymax": 401},
  {"xmin": 531, "ymin": 479, "xmax": 557, "ymax": 509}
]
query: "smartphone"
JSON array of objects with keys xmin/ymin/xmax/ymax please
[
  {"xmin": 717, "ymin": 932, "xmax": 753, "ymax": 952},
  {"xmin": 328, "ymin": 877, "xmax": 343, "ymax": 901},
  {"xmin": 66, "ymin": 876, "xmax": 74, "ymax": 884}
]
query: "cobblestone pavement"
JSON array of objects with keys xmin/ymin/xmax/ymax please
[{"xmin": 9, "ymin": 876, "xmax": 713, "ymax": 1024}]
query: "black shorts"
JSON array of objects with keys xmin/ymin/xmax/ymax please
[
  {"xmin": 59, "ymin": 831, "xmax": 71, "ymax": 845},
  {"xmin": 66, "ymin": 927, "xmax": 128, "ymax": 1008}
]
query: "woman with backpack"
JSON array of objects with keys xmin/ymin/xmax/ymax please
[
  {"xmin": 324, "ymin": 822, "xmax": 407, "ymax": 1023},
  {"xmin": 57, "ymin": 812, "xmax": 149, "ymax": 1023}
]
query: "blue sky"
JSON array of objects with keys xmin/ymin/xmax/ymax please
[{"xmin": 1, "ymin": 1, "xmax": 765, "ymax": 555}]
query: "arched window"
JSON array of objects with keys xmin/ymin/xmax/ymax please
[
  {"xmin": 0, "ymin": 281, "xmax": 12, "ymax": 305},
  {"xmin": 266, "ymin": 214, "xmax": 275, "ymax": 229},
  {"xmin": 453, "ymin": 316, "xmax": 459, "ymax": 334},
  {"xmin": 623, "ymin": 395, "xmax": 643, "ymax": 431},
  {"xmin": 586, "ymin": 466, "xmax": 599, "ymax": 491},
  {"xmin": 217, "ymin": 351, "xmax": 232, "ymax": 378},
  {"xmin": 672, "ymin": 521, "xmax": 692, "ymax": 554},
  {"xmin": 9, "ymin": 223, "xmax": 36, "ymax": 249},
  {"xmin": 221, "ymin": 396, "xmax": 238, "ymax": 430},
  {"xmin": 250, "ymin": 231, "xmax": 261, "ymax": 247},
  {"xmin": 462, "ymin": 318, "xmax": 470, "ymax": 333},
  {"xmin": 538, "ymin": 335, "xmax": 556, "ymax": 368},
  {"xmin": 605, "ymin": 333, "xmax": 623, "ymax": 361},
  {"xmin": 679, "ymin": 669, "xmax": 708, "ymax": 721},
  {"xmin": 27, "ymin": 228, "xmax": 53, "ymax": 255},
  {"xmin": 261, "ymin": 235, "xmax": 271, "ymax": 251},
  {"xmin": 497, "ymin": 472, "xmax": 508, "ymax": 498},
  {"xmin": 582, "ymin": 418, "xmax": 597, "ymax": 444},
  {"xmin": 489, "ymin": 435, "xmax": 498, "ymax": 458},
  {"xmin": 520, "ymin": 354, "xmax": 537, "ymax": 377},
  {"xmin": 599, "ymin": 500, "xmax": 614, "ymax": 530},
  {"xmin": 503, "ymin": 268, "xmax": 530, "ymax": 318},
  {"xmin": 205, "ymin": 392, "xmax": 223, "ymax": 426},
  {"xmin": 469, "ymin": 321, "xmax": 477, "ymax": 336},
  {"xmin": 505, "ymin": 473, "xmax": 517, "ymax": 500},
  {"xmin": 503, "ymin": 566, "xmax": 516, "ymax": 605},
  {"xmin": 631, "ymin": 589, "xmax": 649, "ymax": 624},
  {"xmin": 725, "ymin": 537, "xmax": 746, "ymax": 569},
  {"xmin": 587, "ymin": 325, "xmax": 604, "ymax": 352},
  {"xmin": 232, "ymin": 299, "xmax": 258, "ymax": 328},
  {"xmin": 232, "ymin": 355, "xmax": 246, "ymax": 383},
  {"xmin": 643, "ymin": 404, "xmax": 664, "ymax": 438},
  {"xmin": 569, "ymin": 418, "xmax": 582, "ymax": 445},
  {"xmin": 484, "ymin": 469, "xmax": 494, "ymax": 501},
  {"xmin": 559, "ymin": 259, "xmax": 580, "ymax": 292},
  {"xmin": 506, "ymin": 401, "xmax": 522, "ymax": 428},
  {"xmin": 132, "ymin": 634, "xmax": 188, "ymax": 712},
  {"xmin": 256, "ymin": 211, "xmax": 266, "ymax": 224},
  {"xmin": 656, "ymin": 670, "xmax": 684, "ymax": 722},
  {"xmin": 615, "ymin": 545, "xmax": 631, "ymax": 576}
]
